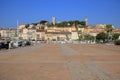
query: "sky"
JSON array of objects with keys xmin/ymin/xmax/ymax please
[{"xmin": 0, "ymin": 0, "xmax": 120, "ymax": 28}]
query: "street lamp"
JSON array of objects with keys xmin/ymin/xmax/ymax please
[{"xmin": 17, "ymin": 20, "xmax": 19, "ymax": 40}]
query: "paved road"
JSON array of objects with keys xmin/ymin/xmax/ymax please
[{"xmin": 0, "ymin": 44, "xmax": 120, "ymax": 80}]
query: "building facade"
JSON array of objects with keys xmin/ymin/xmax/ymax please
[{"xmin": 0, "ymin": 28, "xmax": 17, "ymax": 40}]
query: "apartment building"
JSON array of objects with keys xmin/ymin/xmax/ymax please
[{"xmin": 0, "ymin": 28, "xmax": 17, "ymax": 40}]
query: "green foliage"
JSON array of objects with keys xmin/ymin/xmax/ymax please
[
  {"xmin": 55, "ymin": 20, "xmax": 86, "ymax": 27},
  {"xmin": 84, "ymin": 34, "xmax": 94, "ymax": 41},
  {"xmin": 56, "ymin": 21, "xmax": 68, "ymax": 27},
  {"xmin": 78, "ymin": 24, "xmax": 84, "ymax": 28},
  {"xmin": 25, "ymin": 20, "xmax": 86, "ymax": 28},
  {"xmin": 47, "ymin": 23, "xmax": 54, "ymax": 27},
  {"xmin": 40, "ymin": 20, "xmax": 48, "ymax": 25},
  {"xmin": 32, "ymin": 23, "xmax": 38, "ymax": 25},
  {"xmin": 68, "ymin": 21, "xmax": 74, "ymax": 26},
  {"xmin": 74, "ymin": 20, "xmax": 80, "ymax": 26},
  {"xmin": 105, "ymin": 24, "xmax": 114, "ymax": 32},
  {"xmin": 112, "ymin": 33, "xmax": 120, "ymax": 40},
  {"xmin": 96, "ymin": 32, "xmax": 108, "ymax": 43},
  {"xmin": 79, "ymin": 21, "xmax": 86, "ymax": 27},
  {"xmin": 25, "ymin": 24, "xmax": 29, "ymax": 28}
]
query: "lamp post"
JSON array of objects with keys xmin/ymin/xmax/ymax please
[{"xmin": 16, "ymin": 20, "xmax": 19, "ymax": 40}]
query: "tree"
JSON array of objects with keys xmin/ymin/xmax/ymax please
[
  {"xmin": 77, "ymin": 30, "xmax": 83, "ymax": 40},
  {"xmin": 74, "ymin": 20, "xmax": 80, "ymax": 26},
  {"xmin": 79, "ymin": 21, "xmax": 86, "ymax": 27},
  {"xmin": 84, "ymin": 34, "xmax": 94, "ymax": 41},
  {"xmin": 40, "ymin": 20, "xmax": 48, "ymax": 25},
  {"xmin": 113, "ymin": 33, "xmax": 120, "ymax": 40},
  {"xmin": 47, "ymin": 20, "xmax": 86, "ymax": 27},
  {"xmin": 47, "ymin": 23, "xmax": 54, "ymax": 27},
  {"xmin": 56, "ymin": 22, "xmax": 64, "ymax": 27},
  {"xmin": 25, "ymin": 24, "xmax": 29, "ymax": 28},
  {"xmin": 68, "ymin": 20, "xmax": 74, "ymax": 26},
  {"xmin": 56, "ymin": 21, "xmax": 69, "ymax": 27},
  {"xmin": 96, "ymin": 32, "xmax": 108, "ymax": 43},
  {"xmin": 105, "ymin": 24, "xmax": 114, "ymax": 42},
  {"xmin": 32, "ymin": 23, "xmax": 38, "ymax": 26},
  {"xmin": 105, "ymin": 24, "xmax": 114, "ymax": 33}
]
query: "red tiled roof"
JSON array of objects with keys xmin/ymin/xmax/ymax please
[
  {"xmin": 113, "ymin": 29, "xmax": 120, "ymax": 32},
  {"xmin": 45, "ymin": 32, "xmax": 71, "ymax": 34}
]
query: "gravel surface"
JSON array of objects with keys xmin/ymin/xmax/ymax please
[
  {"xmin": 0, "ymin": 44, "xmax": 120, "ymax": 80},
  {"xmin": 60, "ymin": 44, "xmax": 80, "ymax": 56},
  {"xmin": 60, "ymin": 44, "xmax": 120, "ymax": 80},
  {"xmin": 67, "ymin": 62, "xmax": 120, "ymax": 80}
]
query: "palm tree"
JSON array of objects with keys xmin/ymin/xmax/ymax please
[
  {"xmin": 105, "ymin": 24, "xmax": 114, "ymax": 42},
  {"xmin": 105, "ymin": 24, "xmax": 114, "ymax": 32}
]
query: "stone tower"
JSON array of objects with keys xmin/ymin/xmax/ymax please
[
  {"xmin": 85, "ymin": 16, "xmax": 88, "ymax": 26},
  {"xmin": 52, "ymin": 17, "xmax": 56, "ymax": 25}
]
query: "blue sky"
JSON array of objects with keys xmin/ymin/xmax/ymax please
[{"xmin": 0, "ymin": 0, "xmax": 120, "ymax": 28}]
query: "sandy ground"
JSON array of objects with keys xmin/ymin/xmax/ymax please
[{"xmin": 0, "ymin": 44, "xmax": 120, "ymax": 80}]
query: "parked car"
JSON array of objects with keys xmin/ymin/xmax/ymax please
[
  {"xmin": 18, "ymin": 41, "xmax": 23, "ymax": 47},
  {"xmin": 0, "ymin": 42, "xmax": 5, "ymax": 49},
  {"xmin": 0, "ymin": 41, "xmax": 9, "ymax": 49},
  {"xmin": 25, "ymin": 41, "xmax": 31, "ymax": 46},
  {"xmin": 12, "ymin": 41, "xmax": 19, "ymax": 48}
]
